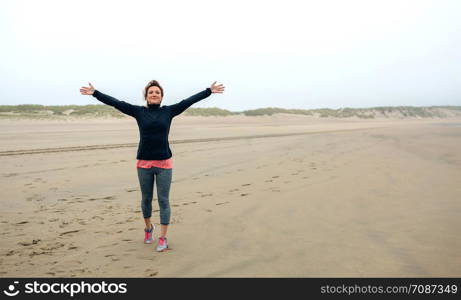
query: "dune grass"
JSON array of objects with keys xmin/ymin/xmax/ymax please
[{"xmin": 1, "ymin": 104, "xmax": 460, "ymax": 119}]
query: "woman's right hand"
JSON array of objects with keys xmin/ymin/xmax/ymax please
[{"xmin": 80, "ymin": 82, "xmax": 95, "ymax": 95}]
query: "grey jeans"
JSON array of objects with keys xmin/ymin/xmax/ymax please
[{"xmin": 137, "ymin": 167, "xmax": 172, "ymax": 225}]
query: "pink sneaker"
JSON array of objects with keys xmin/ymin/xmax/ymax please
[
  {"xmin": 144, "ymin": 224, "xmax": 155, "ymax": 244},
  {"xmin": 156, "ymin": 237, "xmax": 169, "ymax": 252}
]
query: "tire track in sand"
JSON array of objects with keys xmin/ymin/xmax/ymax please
[{"xmin": 0, "ymin": 127, "xmax": 386, "ymax": 156}]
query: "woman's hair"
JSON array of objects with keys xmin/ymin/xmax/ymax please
[{"xmin": 143, "ymin": 80, "xmax": 164, "ymax": 100}]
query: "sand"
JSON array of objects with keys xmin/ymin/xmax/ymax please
[{"xmin": 1, "ymin": 115, "xmax": 461, "ymax": 277}]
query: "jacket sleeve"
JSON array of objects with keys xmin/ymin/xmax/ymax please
[
  {"xmin": 92, "ymin": 90, "xmax": 139, "ymax": 118},
  {"xmin": 168, "ymin": 88, "xmax": 212, "ymax": 117}
]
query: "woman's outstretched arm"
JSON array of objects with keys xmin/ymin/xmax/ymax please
[
  {"xmin": 80, "ymin": 82, "xmax": 139, "ymax": 118},
  {"xmin": 169, "ymin": 81, "xmax": 225, "ymax": 117}
]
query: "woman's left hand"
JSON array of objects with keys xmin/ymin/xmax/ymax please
[{"xmin": 210, "ymin": 81, "xmax": 225, "ymax": 94}]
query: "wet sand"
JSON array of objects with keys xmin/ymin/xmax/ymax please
[{"xmin": 1, "ymin": 116, "xmax": 460, "ymax": 277}]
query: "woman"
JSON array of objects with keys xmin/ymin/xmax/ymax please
[{"xmin": 80, "ymin": 80, "xmax": 225, "ymax": 252}]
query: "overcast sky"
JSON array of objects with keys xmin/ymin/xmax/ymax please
[{"xmin": 1, "ymin": 0, "xmax": 460, "ymax": 111}]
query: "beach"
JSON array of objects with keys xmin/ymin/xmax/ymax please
[{"xmin": 1, "ymin": 115, "xmax": 461, "ymax": 277}]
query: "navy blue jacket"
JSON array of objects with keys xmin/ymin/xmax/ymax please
[{"xmin": 92, "ymin": 88, "xmax": 212, "ymax": 160}]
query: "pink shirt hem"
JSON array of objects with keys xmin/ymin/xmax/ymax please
[{"xmin": 136, "ymin": 158, "xmax": 173, "ymax": 169}]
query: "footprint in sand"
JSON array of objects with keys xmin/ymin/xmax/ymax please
[
  {"xmin": 126, "ymin": 188, "xmax": 138, "ymax": 193},
  {"xmin": 145, "ymin": 269, "xmax": 158, "ymax": 277},
  {"xmin": 241, "ymin": 183, "xmax": 251, "ymax": 187},
  {"xmin": 18, "ymin": 239, "xmax": 41, "ymax": 246},
  {"xmin": 59, "ymin": 230, "xmax": 80, "ymax": 236},
  {"xmin": 26, "ymin": 194, "xmax": 45, "ymax": 202},
  {"xmin": 216, "ymin": 201, "xmax": 229, "ymax": 206},
  {"xmin": 229, "ymin": 188, "xmax": 240, "ymax": 192},
  {"xmin": 59, "ymin": 221, "xmax": 70, "ymax": 228},
  {"xmin": 70, "ymin": 268, "xmax": 87, "ymax": 275},
  {"xmin": 5, "ymin": 173, "xmax": 19, "ymax": 177},
  {"xmin": 40, "ymin": 242, "xmax": 65, "ymax": 252},
  {"xmin": 205, "ymin": 209, "xmax": 213, "ymax": 212},
  {"xmin": 272, "ymin": 176, "xmax": 280, "ymax": 179},
  {"xmin": 240, "ymin": 193, "xmax": 249, "ymax": 197}
]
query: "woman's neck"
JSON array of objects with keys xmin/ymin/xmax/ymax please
[{"xmin": 147, "ymin": 103, "xmax": 160, "ymax": 110}]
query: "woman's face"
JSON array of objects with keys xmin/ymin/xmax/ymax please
[{"xmin": 146, "ymin": 86, "xmax": 163, "ymax": 105}]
